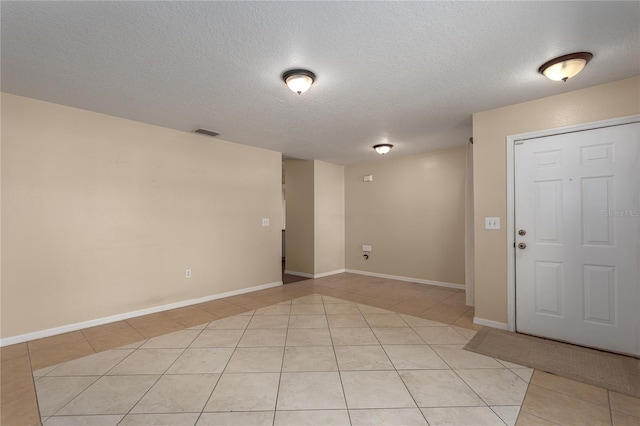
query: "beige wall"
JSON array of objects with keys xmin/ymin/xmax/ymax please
[
  {"xmin": 472, "ymin": 76, "xmax": 640, "ymax": 324},
  {"xmin": 345, "ymin": 147, "xmax": 467, "ymax": 285},
  {"xmin": 284, "ymin": 159, "xmax": 315, "ymax": 274},
  {"xmin": 1, "ymin": 93, "xmax": 282, "ymax": 339},
  {"xmin": 314, "ymin": 160, "xmax": 345, "ymax": 274}
]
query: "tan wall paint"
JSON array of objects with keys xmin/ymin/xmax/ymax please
[
  {"xmin": 472, "ymin": 76, "xmax": 640, "ymax": 324},
  {"xmin": 1, "ymin": 93, "xmax": 282, "ymax": 339},
  {"xmin": 284, "ymin": 159, "xmax": 314, "ymax": 274},
  {"xmin": 345, "ymin": 147, "xmax": 466, "ymax": 285},
  {"xmin": 314, "ymin": 160, "xmax": 345, "ymax": 275}
]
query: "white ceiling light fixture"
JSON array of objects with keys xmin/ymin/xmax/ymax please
[
  {"xmin": 373, "ymin": 144, "xmax": 393, "ymax": 155},
  {"xmin": 282, "ymin": 69, "xmax": 316, "ymax": 95},
  {"xmin": 539, "ymin": 52, "xmax": 593, "ymax": 82}
]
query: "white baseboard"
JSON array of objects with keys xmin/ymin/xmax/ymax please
[
  {"xmin": 345, "ymin": 269, "xmax": 465, "ymax": 290},
  {"xmin": 313, "ymin": 269, "xmax": 346, "ymax": 278},
  {"xmin": 473, "ymin": 316, "xmax": 508, "ymax": 330},
  {"xmin": 284, "ymin": 269, "xmax": 346, "ymax": 279},
  {"xmin": 0, "ymin": 281, "xmax": 283, "ymax": 347},
  {"xmin": 284, "ymin": 270, "xmax": 314, "ymax": 278}
]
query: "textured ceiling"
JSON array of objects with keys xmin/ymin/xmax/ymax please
[{"xmin": 2, "ymin": 1, "xmax": 639, "ymax": 164}]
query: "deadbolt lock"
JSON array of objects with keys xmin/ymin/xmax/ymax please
[
  {"xmin": 518, "ymin": 242, "xmax": 527, "ymax": 249},
  {"xmin": 518, "ymin": 229, "xmax": 526, "ymax": 236}
]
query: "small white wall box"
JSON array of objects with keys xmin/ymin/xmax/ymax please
[
  {"xmin": 363, "ymin": 175, "xmax": 373, "ymax": 182},
  {"xmin": 362, "ymin": 244, "xmax": 372, "ymax": 252},
  {"xmin": 484, "ymin": 217, "xmax": 500, "ymax": 230}
]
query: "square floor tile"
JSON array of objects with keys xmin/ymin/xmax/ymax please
[
  {"xmin": 349, "ymin": 408, "xmax": 428, "ymax": 425},
  {"xmin": 324, "ymin": 303, "xmax": 360, "ymax": 314},
  {"xmin": 119, "ymin": 413, "xmax": 199, "ymax": 425},
  {"xmin": 413, "ymin": 327, "xmax": 468, "ymax": 344},
  {"xmin": 357, "ymin": 305, "xmax": 394, "ymax": 314},
  {"xmin": 334, "ymin": 345, "xmax": 394, "ymax": 371},
  {"xmin": 255, "ymin": 304, "xmax": 291, "ymax": 315},
  {"xmin": 225, "ymin": 347, "xmax": 284, "ymax": 373},
  {"xmin": 322, "ymin": 295, "xmax": 351, "ymax": 304},
  {"xmin": 330, "ymin": 328, "xmax": 379, "ymax": 345},
  {"xmin": 430, "ymin": 345, "xmax": 503, "ymax": 369},
  {"xmin": 107, "ymin": 348, "xmax": 182, "ymax": 375},
  {"xmin": 166, "ymin": 348, "xmax": 233, "ymax": 374},
  {"xmin": 47, "ymin": 350, "xmax": 132, "ymax": 376},
  {"xmin": 372, "ymin": 328, "xmax": 424, "ymax": 344},
  {"xmin": 288, "ymin": 314, "xmax": 329, "ymax": 329},
  {"xmin": 286, "ymin": 328, "xmax": 333, "ymax": 346},
  {"xmin": 364, "ymin": 314, "xmax": 409, "ymax": 328},
  {"xmin": 452, "ymin": 326, "xmax": 478, "ymax": 340},
  {"xmin": 283, "ymin": 346, "xmax": 338, "ymax": 372},
  {"xmin": 276, "ymin": 372, "xmax": 346, "ymax": 410},
  {"xmin": 327, "ymin": 314, "xmax": 368, "ymax": 328},
  {"xmin": 292, "ymin": 295, "xmax": 324, "ymax": 304},
  {"xmin": 238, "ymin": 329, "xmax": 287, "ymax": 347},
  {"xmin": 56, "ymin": 375, "xmax": 159, "ymax": 415},
  {"xmin": 204, "ymin": 373, "xmax": 280, "ymax": 412},
  {"xmin": 531, "ymin": 370, "xmax": 609, "ymax": 407},
  {"xmin": 36, "ymin": 376, "xmax": 99, "ymax": 416},
  {"xmin": 291, "ymin": 304, "xmax": 326, "ymax": 314},
  {"xmin": 400, "ymin": 315, "xmax": 448, "ymax": 327},
  {"xmin": 511, "ymin": 368, "xmax": 534, "ymax": 383},
  {"xmin": 190, "ymin": 329, "xmax": 244, "ymax": 348},
  {"xmin": 457, "ymin": 369, "xmax": 528, "ymax": 406},
  {"xmin": 206, "ymin": 315, "xmax": 250, "ymax": 330},
  {"xmin": 44, "ymin": 415, "xmax": 124, "ymax": 425},
  {"xmin": 274, "ymin": 410, "xmax": 350, "ymax": 426},
  {"xmin": 610, "ymin": 391, "xmax": 640, "ymax": 417},
  {"xmin": 247, "ymin": 315, "xmax": 289, "ymax": 329},
  {"xmin": 490, "ymin": 405, "xmax": 520, "ymax": 426},
  {"xmin": 383, "ymin": 345, "xmax": 449, "ymax": 370},
  {"xmin": 341, "ymin": 371, "xmax": 416, "ymax": 409},
  {"xmin": 197, "ymin": 411, "xmax": 273, "ymax": 425},
  {"xmin": 131, "ymin": 374, "xmax": 219, "ymax": 413},
  {"xmin": 399, "ymin": 370, "xmax": 485, "ymax": 408},
  {"xmin": 421, "ymin": 407, "xmax": 505, "ymax": 426},
  {"xmin": 521, "ymin": 384, "xmax": 611, "ymax": 426},
  {"xmin": 140, "ymin": 330, "xmax": 200, "ymax": 349}
]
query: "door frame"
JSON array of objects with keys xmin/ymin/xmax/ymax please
[{"xmin": 505, "ymin": 114, "xmax": 640, "ymax": 332}]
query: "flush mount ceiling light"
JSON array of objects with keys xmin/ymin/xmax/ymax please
[
  {"xmin": 373, "ymin": 144, "xmax": 393, "ymax": 155},
  {"xmin": 282, "ymin": 69, "xmax": 316, "ymax": 95},
  {"xmin": 539, "ymin": 52, "xmax": 593, "ymax": 82}
]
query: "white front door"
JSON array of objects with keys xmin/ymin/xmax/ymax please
[{"xmin": 515, "ymin": 122, "xmax": 640, "ymax": 356}]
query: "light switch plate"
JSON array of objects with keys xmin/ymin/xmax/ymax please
[
  {"xmin": 485, "ymin": 217, "xmax": 500, "ymax": 230},
  {"xmin": 362, "ymin": 244, "xmax": 372, "ymax": 252},
  {"xmin": 261, "ymin": 218, "xmax": 270, "ymax": 227}
]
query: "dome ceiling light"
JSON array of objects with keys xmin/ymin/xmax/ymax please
[
  {"xmin": 373, "ymin": 144, "xmax": 393, "ymax": 155},
  {"xmin": 538, "ymin": 52, "xmax": 593, "ymax": 82},
  {"xmin": 282, "ymin": 69, "xmax": 316, "ymax": 95}
]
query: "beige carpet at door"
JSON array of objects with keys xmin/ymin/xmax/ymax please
[{"xmin": 464, "ymin": 328, "xmax": 640, "ymax": 398}]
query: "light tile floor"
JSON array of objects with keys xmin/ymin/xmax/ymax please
[
  {"xmin": 34, "ymin": 294, "xmax": 530, "ymax": 425},
  {"xmin": 2, "ymin": 273, "xmax": 639, "ymax": 425}
]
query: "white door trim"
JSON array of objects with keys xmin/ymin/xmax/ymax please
[{"xmin": 506, "ymin": 115, "xmax": 640, "ymax": 332}]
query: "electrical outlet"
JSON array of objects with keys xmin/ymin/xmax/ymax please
[
  {"xmin": 485, "ymin": 217, "xmax": 501, "ymax": 230},
  {"xmin": 185, "ymin": 269, "xmax": 192, "ymax": 278},
  {"xmin": 262, "ymin": 218, "xmax": 270, "ymax": 227},
  {"xmin": 362, "ymin": 244, "xmax": 372, "ymax": 252}
]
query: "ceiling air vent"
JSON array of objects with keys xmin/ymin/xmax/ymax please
[{"xmin": 193, "ymin": 129, "xmax": 220, "ymax": 138}]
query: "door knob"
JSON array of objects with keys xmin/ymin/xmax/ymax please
[
  {"xmin": 518, "ymin": 229, "xmax": 526, "ymax": 236},
  {"xmin": 518, "ymin": 242, "xmax": 527, "ymax": 249}
]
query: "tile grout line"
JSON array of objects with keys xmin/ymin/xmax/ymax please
[
  {"xmin": 196, "ymin": 307, "xmax": 258, "ymax": 424},
  {"xmin": 365, "ymin": 306, "xmax": 429, "ymax": 423},
  {"xmin": 324, "ymin": 295, "xmax": 353, "ymax": 425},
  {"xmin": 271, "ymin": 299, "xmax": 292, "ymax": 425},
  {"xmin": 113, "ymin": 323, "xmax": 211, "ymax": 424}
]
